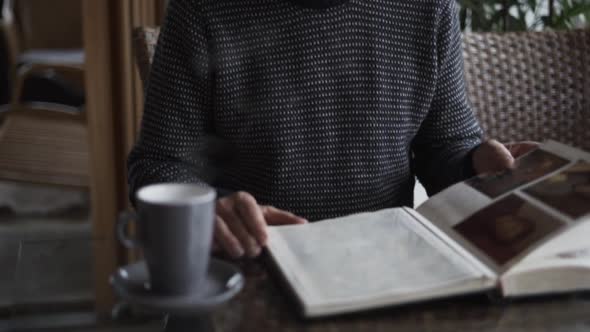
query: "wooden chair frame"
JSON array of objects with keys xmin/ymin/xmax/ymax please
[
  {"xmin": 0, "ymin": 0, "xmax": 89, "ymax": 188},
  {"xmin": 2, "ymin": 0, "xmax": 86, "ymax": 118},
  {"xmin": 1, "ymin": 0, "xmax": 20, "ymax": 93}
]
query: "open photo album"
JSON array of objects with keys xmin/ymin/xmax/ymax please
[{"xmin": 266, "ymin": 141, "xmax": 590, "ymax": 318}]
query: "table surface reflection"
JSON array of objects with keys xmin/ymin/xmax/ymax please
[{"xmin": 172, "ymin": 258, "xmax": 590, "ymax": 332}]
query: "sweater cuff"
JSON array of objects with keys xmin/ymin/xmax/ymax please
[{"xmin": 462, "ymin": 144, "xmax": 481, "ymax": 179}]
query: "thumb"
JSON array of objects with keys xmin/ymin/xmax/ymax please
[
  {"xmin": 490, "ymin": 140, "xmax": 516, "ymax": 171},
  {"xmin": 263, "ymin": 206, "xmax": 308, "ymax": 226},
  {"xmin": 475, "ymin": 139, "xmax": 516, "ymax": 175}
]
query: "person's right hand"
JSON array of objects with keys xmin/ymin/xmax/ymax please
[{"xmin": 214, "ymin": 191, "xmax": 307, "ymax": 259}]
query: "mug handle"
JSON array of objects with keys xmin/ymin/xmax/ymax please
[{"xmin": 116, "ymin": 210, "xmax": 141, "ymax": 249}]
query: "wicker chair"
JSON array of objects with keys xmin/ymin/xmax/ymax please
[
  {"xmin": 2, "ymin": 0, "xmax": 85, "ymax": 114},
  {"xmin": 132, "ymin": 27, "xmax": 590, "ymax": 153},
  {"xmin": 0, "ymin": 0, "xmax": 89, "ymax": 187},
  {"xmin": 462, "ymin": 29, "xmax": 590, "ymax": 151}
]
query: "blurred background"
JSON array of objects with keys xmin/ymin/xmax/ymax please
[
  {"xmin": 458, "ymin": 0, "xmax": 589, "ymax": 31},
  {"xmin": 0, "ymin": 0, "xmax": 587, "ymax": 328},
  {"xmin": 0, "ymin": 0, "xmax": 166, "ymax": 326}
]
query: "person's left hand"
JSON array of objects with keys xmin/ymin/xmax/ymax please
[{"xmin": 472, "ymin": 139, "xmax": 539, "ymax": 175}]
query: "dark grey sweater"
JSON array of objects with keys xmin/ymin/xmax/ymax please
[{"xmin": 128, "ymin": 0, "xmax": 483, "ymax": 221}]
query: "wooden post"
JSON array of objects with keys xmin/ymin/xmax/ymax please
[
  {"xmin": 82, "ymin": 0, "xmax": 122, "ymax": 315},
  {"xmin": 82, "ymin": 0, "xmax": 164, "ymax": 315}
]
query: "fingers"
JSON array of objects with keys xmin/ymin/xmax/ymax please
[
  {"xmin": 226, "ymin": 214, "xmax": 262, "ymax": 258},
  {"xmin": 215, "ymin": 192, "xmax": 267, "ymax": 259},
  {"xmin": 213, "ymin": 191, "xmax": 306, "ymax": 259},
  {"xmin": 263, "ymin": 206, "xmax": 308, "ymax": 226},
  {"xmin": 214, "ymin": 216, "xmax": 244, "ymax": 258},
  {"xmin": 233, "ymin": 192, "xmax": 268, "ymax": 245},
  {"xmin": 473, "ymin": 139, "xmax": 514, "ymax": 175},
  {"xmin": 217, "ymin": 200, "xmax": 262, "ymax": 258},
  {"xmin": 474, "ymin": 139, "xmax": 542, "ymax": 175},
  {"xmin": 506, "ymin": 141, "xmax": 540, "ymax": 158},
  {"xmin": 487, "ymin": 139, "xmax": 515, "ymax": 171}
]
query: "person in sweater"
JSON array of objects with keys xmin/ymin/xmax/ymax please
[{"xmin": 128, "ymin": 0, "xmax": 537, "ymax": 259}]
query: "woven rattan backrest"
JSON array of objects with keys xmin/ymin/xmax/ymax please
[
  {"xmin": 133, "ymin": 26, "xmax": 161, "ymax": 86},
  {"xmin": 463, "ymin": 29, "xmax": 590, "ymax": 151}
]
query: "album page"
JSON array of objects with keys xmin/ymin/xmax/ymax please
[
  {"xmin": 417, "ymin": 141, "xmax": 590, "ymax": 273},
  {"xmin": 267, "ymin": 208, "xmax": 493, "ymax": 317}
]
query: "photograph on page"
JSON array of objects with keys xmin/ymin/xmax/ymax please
[
  {"xmin": 525, "ymin": 161, "xmax": 590, "ymax": 219},
  {"xmin": 466, "ymin": 149, "xmax": 569, "ymax": 198},
  {"xmin": 453, "ymin": 195, "xmax": 566, "ymax": 266}
]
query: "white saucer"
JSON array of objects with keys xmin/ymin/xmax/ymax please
[{"xmin": 110, "ymin": 259, "xmax": 244, "ymax": 315}]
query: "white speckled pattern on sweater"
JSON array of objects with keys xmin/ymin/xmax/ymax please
[{"xmin": 128, "ymin": 0, "xmax": 483, "ymax": 221}]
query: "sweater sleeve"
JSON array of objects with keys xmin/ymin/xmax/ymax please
[
  {"xmin": 127, "ymin": 0, "xmax": 214, "ymax": 199},
  {"xmin": 411, "ymin": 0, "xmax": 483, "ymax": 196}
]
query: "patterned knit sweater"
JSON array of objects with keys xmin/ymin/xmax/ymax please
[{"xmin": 128, "ymin": 0, "xmax": 483, "ymax": 221}]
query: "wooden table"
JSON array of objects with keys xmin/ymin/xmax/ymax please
[
  {"xmin": 171, "ymin": 259, "xmax": 590, "ymax": 332},
  {"xmin": 19, "ymin": 245, "xmax": 586, "ymax": 332}
]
